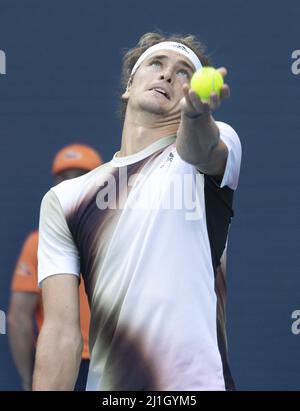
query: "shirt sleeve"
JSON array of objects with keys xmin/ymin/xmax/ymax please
[
  {"xmin": 11, "ymin": 231, "xmax": 40, "ymax": 293},
  {"xmin": 38, "ymin": 189, "xmax": 80, "ymax": 287},
  {"xmin": 217, "ymin": 121, "xmax": 242, "ymax": 190}
]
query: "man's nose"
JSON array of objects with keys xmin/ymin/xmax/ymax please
[{"xmin": 159, "ymin": 68, "xmax": 173, "ymax": 83}]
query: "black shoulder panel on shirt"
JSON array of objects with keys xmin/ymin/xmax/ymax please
[
  {"xmin": 204, "ymin": 174, "xmax": 236, "ymax": 391},
  {"xmin": 204, "ymin": 174, "xmax": 234, "ymax": 271}
]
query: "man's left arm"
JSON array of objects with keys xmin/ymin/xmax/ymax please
[{"xmin": 176, "ymin": 67, "xmax": 230, "ymax": 178}]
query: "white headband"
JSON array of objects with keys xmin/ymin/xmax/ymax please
[{"xmin": 130, "ymin": 41, "xmax": 202, "ymax": 78}]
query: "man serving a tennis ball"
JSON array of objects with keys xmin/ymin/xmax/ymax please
[{"xmin": 34, "ymin": 32, "xmax": 241, "ymax": 391}]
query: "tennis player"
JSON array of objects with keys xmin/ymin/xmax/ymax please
[{"xmin": 33, "ymin": 32, "xmax": 241, "ymax": 391}]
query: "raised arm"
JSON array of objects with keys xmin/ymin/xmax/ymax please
[
  {"xmin": 176, "ymin": 67, "xmax": 230, "ymax": 177},
  {"xmin": 32, "ymin": 274, "xmax": 83, "ymax": 391}
]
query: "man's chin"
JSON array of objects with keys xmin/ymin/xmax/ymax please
[{"xmin": 139, "ymin": 100, "xmax": 169, "ymax": 115}]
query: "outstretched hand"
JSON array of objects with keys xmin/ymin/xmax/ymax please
[{"xmin": 180, "ymin": 67, "xmax": 230, "ymax": 118}]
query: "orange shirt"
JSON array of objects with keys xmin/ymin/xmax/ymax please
[{"xmin": 11, "ymin": 230, "xmax": 90, "ymax": 359}]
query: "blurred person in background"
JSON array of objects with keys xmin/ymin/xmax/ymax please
[{"xmin": 8, "ymin": 144, "xmax": 103, "ymax": 391}]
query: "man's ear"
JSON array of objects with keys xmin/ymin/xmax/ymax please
[
  {"xmin": 122, "ymin": 87, "xmax": 130, "ymax": 101},
  {"xmin": 122, "ymin": 76, "xmax": 132, "ymax": 100}
]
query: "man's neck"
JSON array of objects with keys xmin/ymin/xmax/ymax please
[{"xmin": 118, "ymin": 109, "xmax": 180, "ymax": 157}]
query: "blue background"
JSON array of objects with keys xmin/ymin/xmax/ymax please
[{"xmin": 0, "ymin": 0, "xmax": 299, "ymax": 390}]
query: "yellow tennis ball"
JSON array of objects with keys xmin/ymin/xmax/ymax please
[{"xmin": 190, "ymin": 67, "xmax": 224, "ymax": 101}]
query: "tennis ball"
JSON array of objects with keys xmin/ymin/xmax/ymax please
[{"xmin": 190, "ymin": 67, "xmax": 224, "ymax": 101}]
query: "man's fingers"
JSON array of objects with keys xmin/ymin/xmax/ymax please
[
  {"xmin": 220, "ymin": 84, "xmax": 230, "ymax": 99},
  {"xmin": 182, "ymin": 85, "xmax": 201, "ymax": 114},
  {"xmin": 209, "ymin": 92, "xmax": 219, "ymax": 110},
  {"xmin": 217, "ymin": 67, "xmax": 227, "ymax": 78},
  {"xmin": 182, "ymin": 84, "xmax": 190, "ymax": 97},
  {"xmin": 188, "ymin": 90, "xmax": 204, "ymax": 112},
  {"xmin": 182, "ymin": 83, "xmax": 229, "ymax": 115}
]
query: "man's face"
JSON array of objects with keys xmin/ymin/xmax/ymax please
[
  {"xmin": 123, "ymin": 50, "xmax": 195, "ymax": 118},
  {"xmin": 55, "ymin": 168, "xmax": 88, "ymax": 184}
]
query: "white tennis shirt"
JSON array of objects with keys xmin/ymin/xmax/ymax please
[{"xmin": 38, "ymin": 121, "xmax": 241, "ymax": 390}]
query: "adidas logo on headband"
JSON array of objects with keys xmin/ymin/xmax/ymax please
[{"xmin": 129, "ymin": 41, "xmax": 203, "ymax": 78}]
